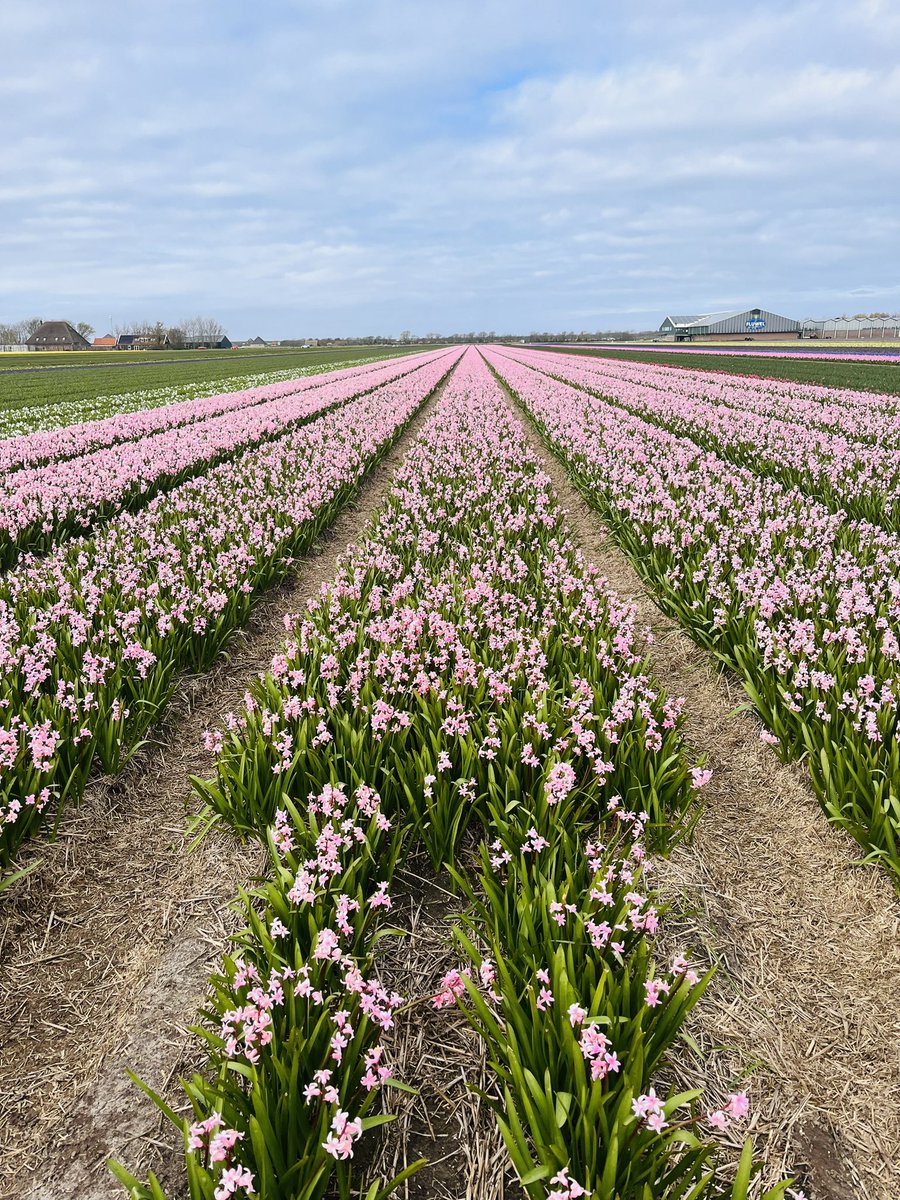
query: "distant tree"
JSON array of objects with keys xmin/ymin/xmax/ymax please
[
  {"xmin": 399, "ymin": 329, "xmax": 412, "ymax": 343},
  {"xmin": 181, "ymin": 316, "xmax": 227, "ymax": 344},
  {"xmin": 75, "ymin": 321, "xmax": 95, "ymax": 339},
  {"xmin": 0, "ymin": 318, "xmax": 43, "ymax": 343},
  {"xmin": 21, "ymin": 317, "xmax": 43, "ymax": 338},
  {"xmin": 166, "ymin": 325, "xmax": 185, "ymax": 349},
  {"xmin": 148, "ymin": 320, "xmax": 167, "ymax": 348},
  {"xmin": 114, "ymin": 320, "xmax": 152, "ymax": 335}
]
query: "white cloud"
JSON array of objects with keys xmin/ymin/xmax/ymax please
[{"xmin": 0, "ymin": 0, "xmax": 897, "ymax": 333}]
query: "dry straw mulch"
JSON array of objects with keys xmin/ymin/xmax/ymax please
[{"xmin": 367, "ymin": 856, "xmax": 521, "ymax": 1200}]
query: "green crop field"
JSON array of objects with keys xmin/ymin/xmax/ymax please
[
  {"xmin": 534, "ymin": 345, "xmax": 900, "ymax": 395},
  {"xmin": 0, "ymin": 349, "xmax": 276, "ymax": 368}
]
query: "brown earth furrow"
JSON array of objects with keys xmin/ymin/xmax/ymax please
[
  {"xmin": 367, "ymin": 856, "xmax": 520, "ymax": 1200},
  {"xmin": 505, "ymin": 389, "xmax": 900, "ymax": 1200},
  {"xmin": 0, "ymin": 392, "xmax": 445, "ymax": 1200}
]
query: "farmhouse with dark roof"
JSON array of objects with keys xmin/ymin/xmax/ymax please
[{"xmin": 26, "ymin": 321, "xmax": 91, "ymax": 351}]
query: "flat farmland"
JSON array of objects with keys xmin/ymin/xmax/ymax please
[
  {"xmin": 0, "ymin": 345, "xmax": 430, "ymax": 413},
  {"xmin": 0, "ymin": 345, "xmax": 898, "ymax": 1200}
]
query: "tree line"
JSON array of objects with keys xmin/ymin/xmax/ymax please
[
  {"xmin": 289, "ymin": 330, "xmax": 656, "ymax": 346},
  {"xmin": 108, "ymin": 317, "xmax": 228, "ymax": 347}
]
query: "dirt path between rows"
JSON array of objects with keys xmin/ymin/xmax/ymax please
[
  {"xmin": 367, "ymin": 856, "xmax": 518, "ymax": 1200},
  {"xmin": 510, "ymin": 397, "xmax": 900, "ymax": 1200},
  {"xmin": 0, "ymin": 395, "xmax": 444, "ymax": 1200}
]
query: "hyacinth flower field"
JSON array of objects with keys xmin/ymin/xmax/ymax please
[
  {"xmin": 0, "ymin": 353, "xmax": 393, "ymax": 444},
  {"xmin": 483, "ymin": 345, "xmax": 900, "ymax": 883},
  {"xmin": 0, "ymin": 350, "xmax": 446, "ymax": 566},
  {"xmin": 0, "ymin": 348, "xmax": 459, "ymax": 864},
  {"xmin": 1, "ymin": 344, "xmax": 899, "ymax": 1200}
]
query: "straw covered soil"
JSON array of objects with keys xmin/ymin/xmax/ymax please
[
  {"xmin": 514, "ymin": 402, "xmax": 900, "ymax": 1200},
  {"xmin": 0, "ymin": 395, "xmax": 443, "ymax": 1200},
  {"xmin": 366, "ymin": 854, "xmax": 521, "ymax": 1200}
]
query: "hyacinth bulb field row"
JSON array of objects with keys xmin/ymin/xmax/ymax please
[
  {"xmin": 0, "ymin": 347, "xmax": 460, "ymax": 864},
  {"xmin": 0, "ymin": 352, "xmax": 396, "ymax": 442},
  {"xmin": 112, "ymin": 349, "xmax": 786, "ymax": 1200},
  {"xmin": 484, "ymin": 344, "xmax": 900, "ymax": 881},
  {"xmin": 0, "ymin": 352, "xmax": 421, "ymax": 473},
  {"xmin": 0, "ymin": 348, "xmax": 448, "ymax": 570},
  {"xmin": 528, "ymin": 348, "xmax": 900, "ymax": 521}
]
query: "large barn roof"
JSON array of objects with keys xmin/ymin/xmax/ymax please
[
  {"xmin": 666, "ymin": 310, "xmax": 747, "ymax": 329},
  {"xmin": 26, "ymin": 320, "xmax": 90, "ymax": 348},
  {"xmin": 660, "ymin": 307, "xmax": 800, "ymax": 334}
]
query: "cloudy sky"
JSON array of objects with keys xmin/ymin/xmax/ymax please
[{"xmin": 2, "ymin": 0, "xmax": 898, "ymax": 337}]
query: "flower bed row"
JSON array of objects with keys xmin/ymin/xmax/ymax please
[
  {"xmin": 524, "ymin": 345, "xmax": 900, "ymax": 443},
  {"xmin": 115, "ymin": 350, "xmax": 785, "ymax": 1200},
  {"xmin": 0, "ymin": 361, "xmax": 353, "ymax": 447},
  {"xmin": 0, "ymin": 352, "xmax": 454, "ymax": 571},
  {"xmin": 588, "ymin": 342, "xmax": 900, "ymax": 365},
  {"xmin": 499, "ymin": 346, "xmax": 900, "ymax": 528},
  {"xmin": 0, "ymin": 351, "xmax": 431, "ymax": 472},
  {"xmin": 0, "ymin": 349, "xmax": 461, "ymax": 867},
  {"xmin": 483, "ymin": 346, "xmax": 900, "ymax": 882}
]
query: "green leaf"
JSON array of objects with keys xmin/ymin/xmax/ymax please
[{"xmin": 520, "ymin": 1164, "xmax": 551, "ymax": 1185}]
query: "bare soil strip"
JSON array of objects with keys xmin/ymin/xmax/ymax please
[
  {"xmin": 0, "ymin": 395, "xmax": 444, "ymax": 1200},
  {"xmin": 513, "ymin": 405, "xmax": 900, "ymax": 1200},
  {"xmin": 368, "ymin": 855, "xmax": 520, "ymax": 1200}
]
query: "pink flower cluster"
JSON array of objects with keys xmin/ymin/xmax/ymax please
[
  {"xmin": 706, "ymin": 1091, "xmax": 750, "ymax": 1131},
  {"xmin": 547, "ymin": 1167, "xmax": 587, "ymax": 1199},
  {"xmin": 322, "ymin": 1109, "xmax": 363, "ymax": 1160},
  {"xmin": 187, "ymin": 1114, "xmax": 254, "ymax": 1199},
  {"xmin": 578, "ymin": 1024, "xmax": 621, "ymax": 1082},
  {"xmin": 632, "ymin": 1087, "xmax": 669, "ymax": 1133},
  {"xmin": 433, "ymin": 968, "xmax": 469, "ymax": 1008}
]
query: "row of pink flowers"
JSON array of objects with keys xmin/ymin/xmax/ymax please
[
  {"xmin": 0, "ymin": 350, "xmax": 456, "ymax": 568},
  {"xmin": 568, "ymin": 342, "xmax": 900, "ymax": 364},
  {"xmin": 178, "ymin": 349, "xmax": 770, "ymax": 1199},
  {"xmin": 0, "ymin": 347, "xmax": 443, "ymax": 474},
  {"xmin": 483, "ymin": 345, "xmax": 900, "ymax": 878},
  {"xmin": 510, "ymin": 343, "xmax": 900, "ymax": 468}
]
